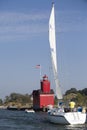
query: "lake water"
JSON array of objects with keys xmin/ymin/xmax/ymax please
[{"xmin": 0, "ymin": 109, "xmax": 87, "ymax": 130}]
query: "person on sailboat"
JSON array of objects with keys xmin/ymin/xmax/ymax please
[
  {"xmin": 77, "ymin": 104, "xmax": 82, "ymax": 112},
  {"xmin": 69, "ymin": 99, "xmax": 75, "ymax": 112}
]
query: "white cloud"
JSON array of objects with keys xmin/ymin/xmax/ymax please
[
  {"xmin": 56, "ymin": 10, "xmax": 87, "ymax": 33},
  {"xmin": 0, "ymin": 12, "xmax": 47, "ymax": 24},
  {"xmin": 0, "ymin": 10, "xmax": 87, "ymax": 42},
  {"xmin": 0, "ymin": 11, "xmax": 48, "ymax": 42}
]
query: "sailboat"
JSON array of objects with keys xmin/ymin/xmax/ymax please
[{"xmin": 47, "ymin": 3, "xmax": 86, "ymax": 125}]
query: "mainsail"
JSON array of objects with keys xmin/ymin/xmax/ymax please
[{"xmin": 49, "ymin": 3, "xmax": 63, "ymax": 99}]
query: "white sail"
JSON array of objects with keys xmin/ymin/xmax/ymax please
[{"xmin": 49, "ymin": 3, "xmax": 62, "ymax": 99}]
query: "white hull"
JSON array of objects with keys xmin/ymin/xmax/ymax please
[{"xmin": 47, "ymin": 111, "xmax": 86, "ymax": 125}]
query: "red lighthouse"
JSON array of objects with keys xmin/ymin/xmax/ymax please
[{"xmin": 33, "ymin": 75, "xmax": 54, "ymax": 111}]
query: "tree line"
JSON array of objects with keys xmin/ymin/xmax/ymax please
[
  {"xmin": 0, "ymin": 93, "xmax": 33, "ymax": 107},
  {"xmin": 0, "ymin": 88, "xmax": 87, "ymax": 107},
  {"xmin": 64, "ymin": 88, "xmax": 87, "ymax": 107}
]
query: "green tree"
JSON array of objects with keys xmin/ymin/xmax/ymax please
[
  {"xmin": 65, "ymin": 88, "xmax": 77, "ymax": 95},
  {"xmin": 0, "ymin": 99, "xmax": 3, "ymax": 105}
]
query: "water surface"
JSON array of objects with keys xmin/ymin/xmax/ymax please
[{"xmin": 0, "ymin": 109, "xmax": 87, "ymax": 130}]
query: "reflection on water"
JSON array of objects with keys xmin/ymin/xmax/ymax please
[{"xmin": 65, "ymin": 124, "xmax": 87, "ymax": 130}]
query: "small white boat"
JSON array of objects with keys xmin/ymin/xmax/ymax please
[
  {"xmin": 25, "ymin": 109, "xmax": 35, "ymax": 113},
  {"xmin": 46, "ymin": 3, "xmax": 86, "ymax": 125}
]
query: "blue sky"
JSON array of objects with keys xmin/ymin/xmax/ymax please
[{"xmin": 0, "ymin": 0, "xmax": 87, "ymax": 99}]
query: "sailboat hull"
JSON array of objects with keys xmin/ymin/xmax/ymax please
[{"xmin": 47, "ymin": 111, "xmax": 86, "ymax": 125}]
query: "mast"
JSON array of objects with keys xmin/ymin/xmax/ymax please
[{"xmin": 49, "ymin": 3, "xmax": 63, "ymax": 99}]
